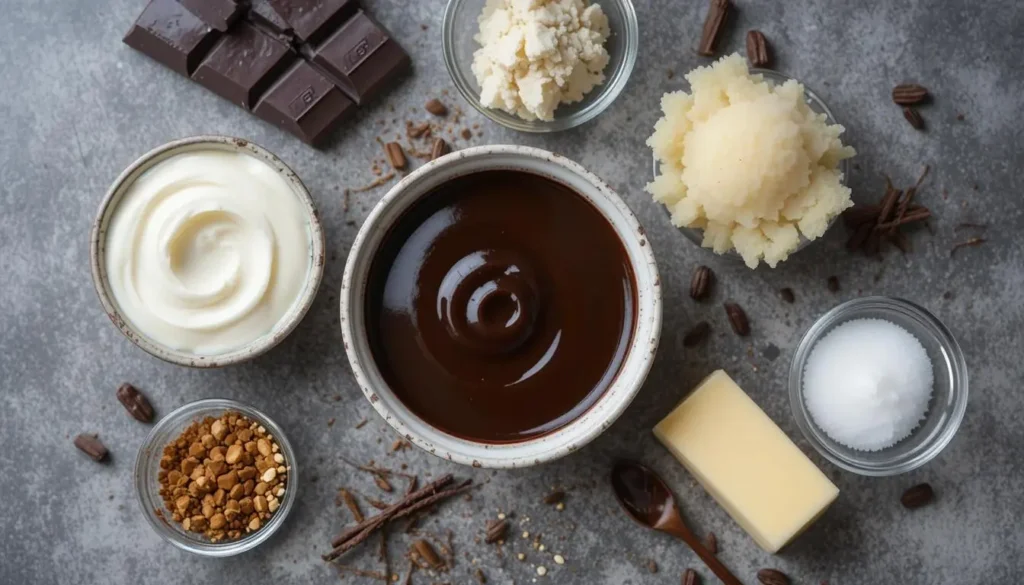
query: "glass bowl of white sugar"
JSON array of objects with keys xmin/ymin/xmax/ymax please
[
  {"xmin": 442, "ymin": 0, "xmax": 638, "ymax": 132},
  {"xmin": 789, "ymin": 297, "xmax": 968, "ymax": 476}
]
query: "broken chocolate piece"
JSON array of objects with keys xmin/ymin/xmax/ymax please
[
  {"xmin": 179, "ymin": 0, "xmax": 245, "ymax": 32},
  {"xmin": 249, "ymin": 0, "xmax": 294, "ymax": 36},
  {"xmin": 309, "ymin": 10, "xmax": 410, "ymax": 104},
  {"xmin": 122, "ymin": 0, "xmax": 221, "ymax": 77},
  {"xmin": 268, "ymin": 0, "xmax": 358, "ymax": 44},
  {"xmin": 254, "ymin": 61, "xmax": 356, "ymax": 145},
  {"xmin": 192, "ymin": 21, "xmax": 295, "ymax": 109}
]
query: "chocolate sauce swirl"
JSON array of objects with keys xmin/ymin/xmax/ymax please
[{"xmin": 365, "ymin": 170, "xmax": 636, "ymax": 443}]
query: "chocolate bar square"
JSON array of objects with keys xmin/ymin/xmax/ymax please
[
  {"xmin": 249, "ymin": 0, "xmax": 293, "ymax": 36},
  {"xmin": 192, "ymin": 21, "xmax": 295, "ymax": 109},
  {"xmin": 122, "ymin": 0, "xmax": 221, "ymax": 77},
  {"xmin": 254, "ymin": 61, "xmax": 355, "ymax": 145},
  {"xmin": 309, "ymin": 10, "xmax": 410, "ymax": 104},
  {"xmin": 179, "ymin": 0, "xmax": 246, "ymax": 32},
  {"xmin": 267, "ymin": 0, "xmax": 357, "ymax": 45}
]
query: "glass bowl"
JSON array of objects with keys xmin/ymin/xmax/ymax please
[
  {"xmin": 651, "ymin": 69, "xmax": 849, "ymax": 262},
  {"xmin": 789, "ymin": 297, "xmax": 968, "ymax": 476},
  {"xmin": 134, "ymin": 399, "xmax": 298, "ymax": 556},
  {"xmin": 442, "ymin": 0, "xmax": 638, "ymax": 132}
]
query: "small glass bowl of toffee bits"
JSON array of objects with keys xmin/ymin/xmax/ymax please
[{"xmin": 134, "ymin": 399, "xmax": 297, "ymax": 556}]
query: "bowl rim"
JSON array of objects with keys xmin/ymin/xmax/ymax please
[
  {"xmin": 651, "ymin": 68, "xmax": 850, "ymax": 263},
  {"xmin": 340, "ymin": 144, "xmax": 662, "ymax": 468},
  {"xmin": 133, "ymin": 398, "xmax": 298, "ymax": 557},
  {"xmin": 89, "ymin": 135, "xmax": 326, "ymax": 368},
  {"xmin": 441, "ymin": 0, "xmax": 639, "ymax": 132},
  {"xmin": 788, "ymin": 296, "xmax": 969, "ymax": 476}
]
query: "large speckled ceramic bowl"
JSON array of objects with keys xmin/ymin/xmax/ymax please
[
  {"xmin": 341, "ymin": 145, "xmax": 662, "ymax": 468},
  {"xmin": 90, "ymin": 136, "xmax": 325, "ymax": 368}
]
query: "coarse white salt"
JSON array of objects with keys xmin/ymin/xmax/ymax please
[{"xmin": 803, "ymin": 318, "xmax": 933, "ymax": 451}]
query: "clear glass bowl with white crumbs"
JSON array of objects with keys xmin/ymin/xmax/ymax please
[
  {"xmin": 789, "ymin": 297, "xmax": 969, "ymax": 476},
  {"xmin": 134, "ymin": 399, "xmax": 297, "ymax": 556},
  {"xmin": 442, "ymin": 0, "xmax": 638, "ymax": 132}
]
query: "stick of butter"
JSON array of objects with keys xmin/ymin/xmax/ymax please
[{"xmin": 653, "ymin": 370, "xmax": 838, "ymax": 553}]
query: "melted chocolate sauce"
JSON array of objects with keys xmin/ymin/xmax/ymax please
[{"xmin": 365, "ymin": 170, "xmax": 637, "ymax": 443}]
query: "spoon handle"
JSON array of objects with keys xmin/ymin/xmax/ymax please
[{"xmin": 666, "ymin": 525, "xmax": 742, "ymax": 585}]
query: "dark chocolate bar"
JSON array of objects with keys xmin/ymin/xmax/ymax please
[
  {"xmin": 123, "ymin": 0, "xmax": 220, "ymax": 76},
  {"xmin": 179, "ymin": 0, "xmax": 246, "ymax": 31},
  {"xmin": 309, "ymin": 10, "xmax": 410, "ymax": 104},
  {"xmin": 249, "ymin": 0, "xmax": 293, "ymax": 36},
  {"xmin": 267, "ymin": 0, "xmax": 357, "ymax": 44},
  {"xmin": 254, "ymin": 61, "xmax": 355, "ymax": 145},
  {"xmin": 123, "ymin": 0, "xmax": 409, "ymax": 147},
  {"xmin": 192, "ymin": 21, "xmax": 295, "ymax": 109}
]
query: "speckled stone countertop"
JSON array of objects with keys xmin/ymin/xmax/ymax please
[{"xmin": 1, "ymin": 0, "xmax": 1021, "ymax": 583}]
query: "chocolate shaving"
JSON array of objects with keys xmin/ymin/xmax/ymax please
[
  {"xmin": 351, "ymin": 173, "xmax": 396, "ymax": 193},
  {"xmin": 697, "ymin": 0, "xmax": 731, "ymax": 56},
  {"xmin": 337, "ymin": 488, "xmax": 364, "ymax": 522},
  {"xmin": 950, "ymin": 237, "xmax": 986, "ymax": 256}
]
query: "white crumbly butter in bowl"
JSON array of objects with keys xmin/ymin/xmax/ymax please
[
  {"xmin": 104, "ymin": 150, "xmax": 312, "ymax": 356},
  {"xmin": 647, "ymin": 54, "xmax": 856, "ymax": 268},
  {"xmin": 471, "ymin": 0, "xmax": 610, "ymax": 121}
]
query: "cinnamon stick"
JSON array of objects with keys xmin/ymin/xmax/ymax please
[
  {"xmin": 324, "ymin": 478, "xmax": 472, "ymax": 562},
  {"xmin": 877, "ymin": 207, "xmax": 931, "ymax": 229},
  {"xmin": 330, "ymin": 474, "xmax": 453, "ymax": 549}
]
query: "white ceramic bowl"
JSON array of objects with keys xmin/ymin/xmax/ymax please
[
  {"xmin": 90, "ymin": 136, "xmax": 325, "ymax": 368},
  {"xmin": 340, "ymin": 145, "xmax": 661, "ymax": 468}
]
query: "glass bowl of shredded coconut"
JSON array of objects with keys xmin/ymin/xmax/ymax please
[
  {"xmin": 443, "ymin": 0, "xmax": 638, "ymax": 132},
  {"xmin": 789, "ymin": 297, "xmax": 969, "ymax": 476}
]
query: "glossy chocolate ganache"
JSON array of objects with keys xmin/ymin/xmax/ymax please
[{"xmin": 365, "ymin": 170, "xmax": 637, "ymax": 443}]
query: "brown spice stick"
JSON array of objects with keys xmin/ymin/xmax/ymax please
[
  {"xmin": 877, "ymin": 207, "xmax": 931, "ymax": 229},
  {"xmin": 323, "ymin": 480, "xmax": 473, "ymax": 562},
  {"xmin": 330, "ymin": 475, "xmax": 454, "ymax": 549}
]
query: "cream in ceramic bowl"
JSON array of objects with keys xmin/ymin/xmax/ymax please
[
  {"xmin": 340, "ymin": 145, "xmax": 662, "ymax": 468},
  {"xmin": 91, "ymin": 136, "xmax": 325, "ymax": 367}
]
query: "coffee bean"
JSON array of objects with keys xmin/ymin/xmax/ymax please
[
  {"xmin": 690, "ymin": 265, "xmax": 714, "ymax": 300},
  {"xmin": 74, "ymin": 434, "xmax": 108, "ymax": 462},
  {"xmin": 723, "ymin": 302, "xmax": 750, "ymax": 336},
  {"xmin": 901, "ymin": 483, "xmax": 934, "ymax": 509},
  {"xmin": 757, "ymin": 568, "xmax": 790, "ymax": 585},
  {"xmin": 683, "ymin": 321, "xmax": 711, "ymax": 347}
]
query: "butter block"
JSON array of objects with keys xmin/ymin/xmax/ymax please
[{"xmin": 653, "ymin": 370, "xmax": 838, "ymax": 553}]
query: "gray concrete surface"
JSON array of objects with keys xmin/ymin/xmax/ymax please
[{"xmin": 2, "ymin": 0, "xmax": 1022, "ymax": 583}]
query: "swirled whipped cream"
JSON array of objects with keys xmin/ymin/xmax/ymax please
[{"xmin": 104, "ymin": 149, "xmax": 312, "ymax": 355}]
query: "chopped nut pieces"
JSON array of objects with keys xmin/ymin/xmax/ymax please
[{"xmin": 157, "ymin": 411, "xmax": 287, "ymax": 543}]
